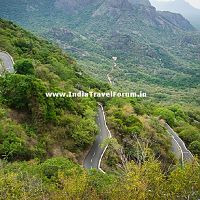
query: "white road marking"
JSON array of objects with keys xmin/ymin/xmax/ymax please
[
  {"xmin": 171, "ymin": 134, "xmax": 184, "ymax": 164},
  {"xmin": 97, "ymin": 104, "xmax": 112, "ymax": 173},
  {"xmin": 84, "ymin": 103, "xmax": 112, "ymax": 173}
]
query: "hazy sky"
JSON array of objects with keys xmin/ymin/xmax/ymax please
[{"xmin": 154, "ymin": 0, "xmax": 200, "ymax": 9}]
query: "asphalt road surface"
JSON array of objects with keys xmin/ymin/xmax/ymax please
[
  {"xmin": 1, "ymin": 51, "xmax": 194, "ymax": 168},
  {"xmin": 1, "ymin": 51, "xmax": 112, "ymax": 172},
  {"xmin": 165, "ymin": 123, "xmax": 193, "ymax": 162},
  {"xmin": 84, "ymin": 104, "xmax": 111, "ymax": 172},
  {"xmin": 0, "ymin": 52, "xmax": 14, "ymax": 73}
]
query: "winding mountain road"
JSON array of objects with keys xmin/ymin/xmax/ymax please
[
  {"xmin": 0, "ymin": 51, "xmax": 14, "ymax": 73},
  {"xmin": 84, "ymin": 104, "xmax": 111, "ymax": 173},
  {"xmin": 107, "ymin": 57, "xmax": 117, "ymax": 85},
  {"xmin": 107, "ymin": 64, "xmax": 115, "ymax": 85},
  {"xmin": 1, "ymin": 51, "xmax": 113, "ymax": 173},
  {"xmin": 2, "ymin": 51, "xmax": 193, "ymax": 169},
  {"xmin": 165, "ymin": 123, "xmax": 194, "ymax": 163}
]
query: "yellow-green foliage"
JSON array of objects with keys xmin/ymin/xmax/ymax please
[{"xmin": 0, "ymin": 157, "xmax": 199, "ymax": 200}]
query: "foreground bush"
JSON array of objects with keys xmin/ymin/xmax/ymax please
[{"xmin": 0, "ymin": 157, "xmax": 199, "ymax": 200}]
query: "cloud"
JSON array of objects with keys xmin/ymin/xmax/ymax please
[
  {"xmin": 153, "ymin": 0, "xmax": 200, "ymax": 9},
  {"xmin": 185, "ymin": 0, "xmax": 200, "ymax": 9}
]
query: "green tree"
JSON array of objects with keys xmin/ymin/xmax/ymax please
[
  {"xmin": 189, "ymin": 141, "xmax": 200, "ymax": 156},
  {"xmin": 14, "ymin": 59, "xmax": 34, "ymax": 75},
  {"xmin": 0, "ymin": 121, "xmax": 33, "ymax": 161},
  {"xmin": 179, "ymin": 126, "xmax": 200, "ymax": 145},
  {"xmin": 155, "ymin": 108, "xmax": 175, "ymax": 126},
  {"xmin": 0, "ymin": 74, "xmax": 56, "ymax": 122}
]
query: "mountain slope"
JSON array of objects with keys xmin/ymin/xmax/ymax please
[
  {"xmin": 150, "ymin": 0, "xmax": 200, "ymax": 29},
  {"xmin": 0, "ymin": 19, "xmax": 180, "ymax": 167},
  {"xmin": 0, "ymin": 15, "xmax": 200, "ymax": 200},
  {"xmin": 0, "ymin": 18, "xmax": 110, "ymax": 162},
  {"xmin": 0, "ymin": 0, "xmax": 199, "ymax": 104}
]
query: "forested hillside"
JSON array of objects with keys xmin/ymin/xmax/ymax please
[
  {"xmin": 0, "ymin": 18, "xmax": 110, "ymax": 162},
  {"xmin": 0, "ymin": 16, "xmax": 200, "ymax": 200},
  {"xmin": 0, "ymin": 0, "xmax": 200, "ymax": 106},
  {"xmin": 1, "ymin": 0, "xmax": 200, "ymax": 193},
  {"xmin": 0, "ymin": 18, "xmax": 174, "ymax": 168}
]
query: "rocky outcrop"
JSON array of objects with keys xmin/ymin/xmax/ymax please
[
  {"xmin": 54, "ymin": 0, "xmax": 94, "ymax": 13},
  {"xmin": 47, "ymin": 28, "xmax": 74, "ymax": 41}
]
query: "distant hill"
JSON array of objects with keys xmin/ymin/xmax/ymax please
[{"xmin": 150, "ymin": 0, "xmax": 200, "ymax": 29}]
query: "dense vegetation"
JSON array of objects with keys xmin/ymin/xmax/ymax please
[
  {"xmin": 0, "ymin": 18, "xmax": 109, "ymax": 162},
  {"xmin": 0, "ymin": 0, "xmax": 199, "ymax": 105},
  {"xmin": 99, "ymin": 97, "xmax": 200, "ymax": 172},
  {"xmin": 102, "ymin": 98, "xmax": 173, "ymax": 170},
  {"xmin": 0, "ymin": 17, "xmax": 200, "ymax": 199},
  {"xmin": 0, "ymin": 157, "xmax": 199, "ymax": 200},
  {"xmin": 155, "ymin": 104, "xmax": 200, "ymax": 157}
]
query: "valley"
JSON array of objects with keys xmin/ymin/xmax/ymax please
[
  {"xmin": 0, "ymin": 0, "xmax": 200, "ymax": 199},
  {"xmin": 1, "ymin": 0, "xmax": 199, "ymax": 100}
]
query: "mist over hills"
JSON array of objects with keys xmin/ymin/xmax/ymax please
[{"xmin": 150, "ymin": 0, "xmax": 200, "ymax": 29}]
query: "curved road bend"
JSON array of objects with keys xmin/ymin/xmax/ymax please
[
  {"xmin": 107, "ymin": 60, "xmax": 117, "ymax": 85},
  {"xmin": 2, "ymin": 52, "xmax": 194, "ymax": 167},
  {"xmin": 165, "ymin": 123, "xmax": 193, "ymax": 162},
  {"xmin": 0, "ymin": 52, "xmax": 14, "ymax": 73},
  {"xmin": 107, "ymin": 65, "xmax": 114, "ymax": 85},
  {"xmin": 1, "ymin": 51, "xmax": 112, "ymax": 172},
  {"xmin": 84, "ymin": 104, "xmax": 111, "ymax": 173}
]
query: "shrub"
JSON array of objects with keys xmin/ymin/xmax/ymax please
[
  {"xmin": 155, "ymin": 108, "xmax": 175, "ymax": 126},
  {"xmin": 189, "ymin": 141, "xmax": 200, "ymax": 156},
  {"xmin": 14, "ymin": 59, "xmax": 34, "ymax": 75}
]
